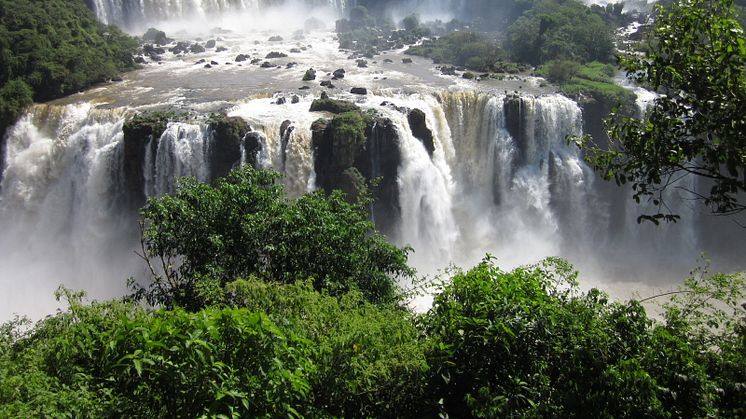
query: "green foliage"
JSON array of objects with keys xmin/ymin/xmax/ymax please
[
  {"xmin": 423, "ymin": 256, "xmax": 738, "ymax": 417},
  {"xmin": 579, "ymin": 0, "xmax": 746, "ymax": 221},
  {"xmin": 308, "ymin": 98, "xmax": 360, "ymax": 114},
  {"xmin": 0, "ymin": 79, "xmax": 33, "ymax": 136},
  {"xmin": 134, "ymin": 166, "xmax": 412, "ymax": 310},
  {"xmin": 330, "ymin": 111, "xmax": 368, "ymax": 146},
  {"xmin": 539, "ymin": 61, "xmax": 637, "ymax": 112},
  {"xmin": 0, "ymin": 0, "xmax": 137, "ymax": 101},
  {"xmin": 406, "ymin": 32, "xmax": 505, "ymax": 72},
  {"xmin": 0, "ymin": 293, "xmax": 314, "ymax": 418},
  {"xmin": 2, "ymin": 258, "xmax": 746, "ymax": 417},
  {"xmin": 226, "ymin": 278, "xmax": 430, "ymax": 417},
  {"xmin": 506, "ymin": 0, "xmax": 615, "ymax": 65}
]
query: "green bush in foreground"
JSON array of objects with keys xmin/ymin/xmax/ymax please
[
  {"xmin": 134, "ymin": 166, "xmax": 412, "ymax": 310},
  {"xmin": 3, "ymin": 165, "xmax": 745, "ymax": 417}
]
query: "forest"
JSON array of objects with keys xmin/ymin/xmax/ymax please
[{"xmin": 1, "ymin": 0, "xmax": 746, "ymax": 417}]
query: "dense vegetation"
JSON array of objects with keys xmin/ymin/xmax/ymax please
[
  {"xmin": 0, "ymin": 0, "xmax": 137, "ymax": 136},
  {"xmin": 2, "ymin": 166, "xmax": 746, "ymax": 417},
  {"xmin": 578, "ymin": 0, "xmax": 746, "ymax": 221}
]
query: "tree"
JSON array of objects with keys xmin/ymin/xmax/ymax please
[
  {"xmin": 577, "ymin": 0, "xmax": 746, "ymax": 223},
  {"xmin": 132, "ymin": 166, "xmax": 413, "ymax": 310}
]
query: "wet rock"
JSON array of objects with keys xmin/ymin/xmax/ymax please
[
  {"xmin": 299, "ymin": 86, "xmax": 311, "ymax": 90},
  {"xmin": 190, "ymin": 43, "xmax": 206, "ymax": 53},
  {"xmin": 402, "ymin": 58, "xmax": 413, "ymax": 64},
  {"xmin": 441, "ymin": 66, "xmax": 457, "ymax": 76},
  {"xmin": 333, "ymin": 68, "xmax": 346, "ymax": 79},
  {"xmin": 383, "ymin": 58, "xmax": 393, "ymax": 63},
  {"xmin": 142, "ymin": 28, "xmax": 172, "ymax": 46},
  {"xmin": 207, "ymin": 114, "xmax": 257, "ymax": 179},
  {"xmin": 310, "ymin": 97, "xmax": 359, "ymax": 113},
  {"xmin": 290, "ymin": 48, "xmax": 302, "ymax": 53},
  {"xmin": 204, "ymin": 63, "xmax": 212, "ymax": 68},
  {"xmin": 291, "ymin": 95, "xmax": 300, "ymax": 104},
  {"xmin": 276, "ymin": 97, "xmax": 287, "ymax": 105},
  {"xmin": 407, "ymin": 108, "xmax": 434, "ymax": 156},
  {"xmin": 195, "ymin": 59, "xmax": 206, "ymax": 64},
  {"xmin": 205, "ymin": 39, "xmax": 216, "ymax": 48},
  {"xmin": 169, "ymin": 41, "xmax": 190, "ymax": 54},
  {"xmin": 320, "ymin": 80, "xmax": 334, "ymax": 87},
  {"xmin": 134, "ymin": 56, "xmax": 147, "ymax": 64},
  {"xmin": 268, "ymin": 35, "xmax": 283, "ymax": 42},
  {"xmin": 286, "ymin": 62, "xmax": 297, "ymax": 69},
  {"xmin": 303, "ymin": 68, "xmax": 317, "ymax": 81},
  {"xmin": 266, "ymin": 51, "xmax": 288, "ymax": 59},
  {"xmin": 235, "ymin": 54, "xmax": 249, "ymax": 62},
  {"xmin": 260, "ymin": 61, "xmax": 273, "ymax": 68},
  {"xmin": 210, "ymin": 60, "xmax": 219, "ymax": 65},
  {"xmin": 356, "ymin": 59, "xmax": 368, "ymax": 68},
  {"xmin": 251, "ymin": 58, "xmax": 262, "ymax": 64},
  {"xmin": 350, "ymin": 87, "xmax": 367, "ymax": 95}
]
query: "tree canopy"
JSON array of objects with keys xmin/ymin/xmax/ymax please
[
  {"xmin": 133, "ymin": 166, "xmax": 413, "ymax": 310},
  {"xmin": 0, "ymin": 0, "xmax": 137, "ymax": 136},
  {"xmin": 579, "ymin": 0, "xmax": 746, "ymax": 222}
]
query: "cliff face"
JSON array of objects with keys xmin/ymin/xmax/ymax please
[
  {"xmin": 122, "ymin": 112, "xmax": 170, "ymax": 211},
  {"xmin": 123, "ymin": 112, "xmax": 260, "ymax": 211},
  {"xmin": 312, "ymin": 112, "xmax": 401, "ymax": 235},
  {"xmin": 207, "ymin": 114, "xmax": 258, "ymax": 182}
]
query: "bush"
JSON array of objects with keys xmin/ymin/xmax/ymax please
[
  {"xmin": 406, "ymin": 32, "xmax": 505, "ymax": 72},
  {"xmin": 134, "ymin": 166, "xmax": 412, "ymax": 310}
]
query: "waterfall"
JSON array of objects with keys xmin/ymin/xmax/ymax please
[
  {"xmin": 0, "ymin": 104, "xmax": 138, "ymax": 319},
  {"xmin": 88, "ymin": 0, "xmax": 349, "ymax": 29},
  {"xmin": 145, "ymin": 122, "xmax": 210, "ymax": 197}
]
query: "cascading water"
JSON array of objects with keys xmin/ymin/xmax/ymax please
[
  {"xmin": 88, "ymin": 0, "xmax": 349, "ymax": 29},
  {"xmin": 0, "ymin": 104, "xmax": 139, "ymax": 319}
]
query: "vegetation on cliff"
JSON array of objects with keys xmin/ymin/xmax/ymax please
[
  {"xmin": 577, "ymin": 0, "xmax": 746, "ymax": 222},
  {"xmin": 0, "ymin": 0, "xmax": 137, "ymax": 136}
]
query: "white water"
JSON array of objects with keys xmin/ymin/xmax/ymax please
[{"xmin": 91, "ymin": 0, "xmax": 349, "ymax": 31}]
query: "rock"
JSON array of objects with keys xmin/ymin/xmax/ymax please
[
  {"xmin": 356, "ymin": 59, "xmax": 368, "ymax": 68},
  {"xmin": 134, "ymin": 56, "xmax": 147, "ymax": 64},
  {"xmin": 251, "ymin": 58, "xmax": 262, "ymax": 64},
  {"xmin": 210, "ymin": 60, "xmax": 219, "ymax": 65},
  {"xmin": 143, "ymin": 44, "xmax": 166, "ymax": 55},
  {"xmin": 299, "ymin": 86, "xmax": 311, "ymax": 90},
  {"xmin": 320, "ymin": 80, "xmax": 333, "ymax": 87},
  {"xmin": 291, "ymin": 95, "xmax": 300, "ymax": 104},
  {"xmin": 190, "ymin": 43, "xmax": 206, "ymax": 53},
  {"xmin": 266, "ymin": 51, "xmax": 288, "ymax": 59},
  {"xmin": 204, "ymin": 64, "xmax": 212, "ymax": 68},
  {"xmin": 235, "ymin": 54, "xmax": 249, "ymax": 62},
  {"xmin": 441, "ymin": 66, "xmax": 457, "ymax": 76},
  {"xmin": 350, "ymin": 87, "xmax": 367, "ymax": 95},
  {"xmin": 402, "ymin": 58, "xmax": 413, "ymax": 64},
  {"xmin": 384, "ymin": 58, "xmax": 393, "ymax": 63},
  {"xmin": 286, "ymin": 62, "xmax": 297, "ymax": 69},
  {"xmin": 462, "ymin": 72, "xmax": 475, "ymax": 79},
  {"xmin": 312, "ymin": 114, "xmax": 401, "ymax": 234},
  {"xmin": 169, "ymin": 41, "xmax": 190, "ymax": 54},
  {"xmin": 122, "ymin": 112, "xmax": 172, "ymax": 210},
  {"xmin": 205, "ymin": 39, "xmax": 216, "ymax": 48},
  {"xmin": 290, "ymin": 48, "xmax": 302, "ymax": 53},
  {"xmin": 408, "ymin": 108, "xmax": 435, "ymax": 156},
  {"xmin": 276, "ymin": 97, "xmax": 287, "ymax": 105},
  {"xmin": 216, "ymin": 46, "xmax": 228, "ymax": 52},
  {"xmin": 310, "ymin": 98, "xmax": 359, "ymax": 113},
  {"xmin": 261, "ymin": 61, "xmax": 273, "ymax": 68},
  {"xmin": 303, "ymin": 68, "xmax": 317, "ymax": 81},
  {"xmin": 268, "ymin": 35, "xmax": 283, "ymax": 42},
  {"xmin": 142, "ymin": 28, "xmax": 171, "ymax": 45},
  {"xmin": 207, "ymin": 114, "xmax": 257, "ymax": 179},
  {"xmin": 333, "ymin": 68, "xmax": 346, "ymax": 79},
  {"xmin": 195, "ymin": 59, "xmax": 206, "ymax": 64}
]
